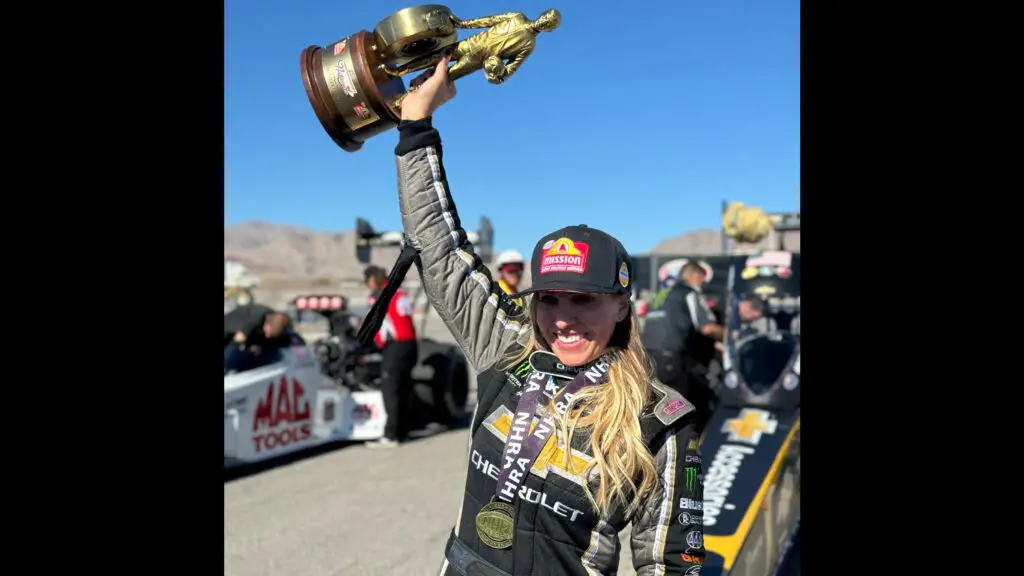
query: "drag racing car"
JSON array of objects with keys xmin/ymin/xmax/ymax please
[
  {"xmin": 294, "ymin": 293, "xmax": 470, "ymax": 430},
  {"xmin": 345, "ymin": 215, "xmax": 482, "ymax": 417},
  {"xmin": 224, "ymin": 326, "xmax": 387, "ymax": 468},
  {"xmin": 700, "ymin": 250, "xmax": 801, "ymax": 576}
]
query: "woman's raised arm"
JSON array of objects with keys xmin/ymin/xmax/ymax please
[{"xmin": 394, "ymin": 117, "xmax": 528, "ymax": 373}]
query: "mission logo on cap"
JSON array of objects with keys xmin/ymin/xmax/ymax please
[
  {"xmin": 539, "ymin": 237, "xmax": 589, "ymax": 275},
  {"xmin": 512, "ymin": 225, "xmax": 633, "ymax": 298}
]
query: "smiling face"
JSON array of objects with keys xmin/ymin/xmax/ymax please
[{"xmin": 533, "ymin": 291, "xmax": 630, "ymax": 366}]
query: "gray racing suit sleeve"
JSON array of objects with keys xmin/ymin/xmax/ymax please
[
  {"xmin": 631, "ymin": 421, "xmax": 707, "ymax": 575},
  {"xmin": 394, "ymin": 118, "xmax": 529, "ymax": 374}
]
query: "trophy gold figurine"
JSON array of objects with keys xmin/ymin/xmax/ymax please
[{"xmin": 299, "ymin": 5, "xmax": 561, "ymax": 152}]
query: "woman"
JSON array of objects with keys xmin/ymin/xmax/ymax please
[{"xmin": 395, "ymin": 56, "xmax": 706, "ymax": 576}]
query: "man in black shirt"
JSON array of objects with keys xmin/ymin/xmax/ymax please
[{"xmin": 641, "ymin": 261, "xmax": 721, "ymax": 430}]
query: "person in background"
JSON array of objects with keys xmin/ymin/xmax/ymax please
[
  {"xmin": 363, "ymin": 266, "xmax": 422, "ymax": 447},
  {"xmin": 641, "ymin": 261, "xmax": 721, "ymax": 431},
  {"xmin": 734, "ymin": 297, "xmax": 778, "ymax": 339},
  {"xmin": 224, "ymin": 303, "xmax": 292, "ymax": 350},
  {"xmin": 364, "ymin": 266, "xmax": 452, "ymax": 446},
  {"xmin": 494, "ymin": 249, "xmax": 526, "ymax": 308},
  {"xmin": 223, "ymin": 303, "xmax": 293, "ymax": 372}
]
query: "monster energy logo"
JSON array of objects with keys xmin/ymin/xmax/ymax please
[
  {"xmin": 514, "ymin": 361, "xmax": 531, "ymax": 378},
  {"xmin": 506, "ymin": 360, "xmax": 533, "ymax": 388},
  {"xmin": 684, "ymin": 466, "xmax": 698, "ymax": 492}
]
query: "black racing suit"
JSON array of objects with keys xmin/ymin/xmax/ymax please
[
  {"xmin": 394, "ymin": 118, "xmax": 706, "ymax": 575},
  {"xmin": 640, "ymin": 282, "xmax": 718, "ymax": 431}
]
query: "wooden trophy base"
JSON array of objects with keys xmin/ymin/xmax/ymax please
[{"xmin": 299, "ymin": 30, "xmax": 406, "ymax": 152}]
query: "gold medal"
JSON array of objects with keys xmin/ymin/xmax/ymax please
[{"xmin": 475, "ymin": 500, "xmax": 515, "ymax": 549}]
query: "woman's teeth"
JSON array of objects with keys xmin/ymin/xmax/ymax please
[{"xmin": 557, "ymin": 334, "xmax": 581, "ymax": 344}]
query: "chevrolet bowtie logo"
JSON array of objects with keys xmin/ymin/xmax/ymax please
[{"xmin": 722, "ymin": 408, "xmax": 778, "ymax": 445}]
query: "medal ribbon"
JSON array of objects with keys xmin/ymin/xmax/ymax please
[{"xmin": 493, "ymin": 358, "xmax": 611, "ymax": 505}]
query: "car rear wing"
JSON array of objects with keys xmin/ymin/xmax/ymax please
[
  {"xmin": 354, "ymin": 215, "xmax": 493, "ymax": 335},
  {"xmin": 355, "ymin": 216, "xmax": 493, "ymax": 265}
]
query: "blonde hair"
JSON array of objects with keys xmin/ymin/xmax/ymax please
[{"xmin": 500, "ymin": 295, "xmax": 659, "ymax": 518}]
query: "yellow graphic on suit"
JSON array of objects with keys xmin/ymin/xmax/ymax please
[
  {"xmin": 702, "ymin": 419, "xmax": 801, "ymax": 570},
  {"xmin": 498, "ymin": 278, "xmax": 524, "ymax": 308},
  {"xmin": 481, "ymin": 406, "xmax": 593, "ymax": 488}
]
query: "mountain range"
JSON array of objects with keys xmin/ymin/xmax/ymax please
[{"xmin": 225, "ymin": 221, "xmax": 798, "ymax": 305}]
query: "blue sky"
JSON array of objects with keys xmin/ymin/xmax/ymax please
[{"xmin": 225, "ymin": 0, "xmax": 799, "ymax": 256}]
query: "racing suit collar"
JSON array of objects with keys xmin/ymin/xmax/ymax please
[{"xmin": 528, "ymin": 350, "xmax": 610, "ymax": 380}]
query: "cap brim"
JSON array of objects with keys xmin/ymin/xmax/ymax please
[{"xmin": 510, "ymin": 283, "xmax": 624, "ymax": 299}]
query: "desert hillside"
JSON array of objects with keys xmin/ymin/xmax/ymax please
[{"xmin": 226, "ymin": 220, "xmax": 798, "ymax": 306}]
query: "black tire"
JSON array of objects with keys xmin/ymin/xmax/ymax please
[
  {"xmin": 412, "ymin": 339, "xmax": 470, "ymax": 415},
  {"xmin": 448, "ymin": 354, "xmax": 469, "ymax": 413}
]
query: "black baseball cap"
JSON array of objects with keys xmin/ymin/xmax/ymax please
[{"xmin": 512, "ymin": 225, "xmax": 633, "ymax": 298}]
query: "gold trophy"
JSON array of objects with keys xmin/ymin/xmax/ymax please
[{"xmin": 299, "ymin": 5, "xmax": 561, "ymax": 152}]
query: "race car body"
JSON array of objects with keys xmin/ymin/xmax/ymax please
[
  {"xmin": 699, "ymin": 404, "xmax": 800, "ymax": 576},
  {"xmin": 224, "ymin": 343, "xmax": 386, "ymax": 468},
  {"xmin": 700, "ymin": 250, "xmax": 801, "ymax": 576},
  {"xmin": 294, "ymin": 292, "xmax": 471, "ymax": 420}
]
